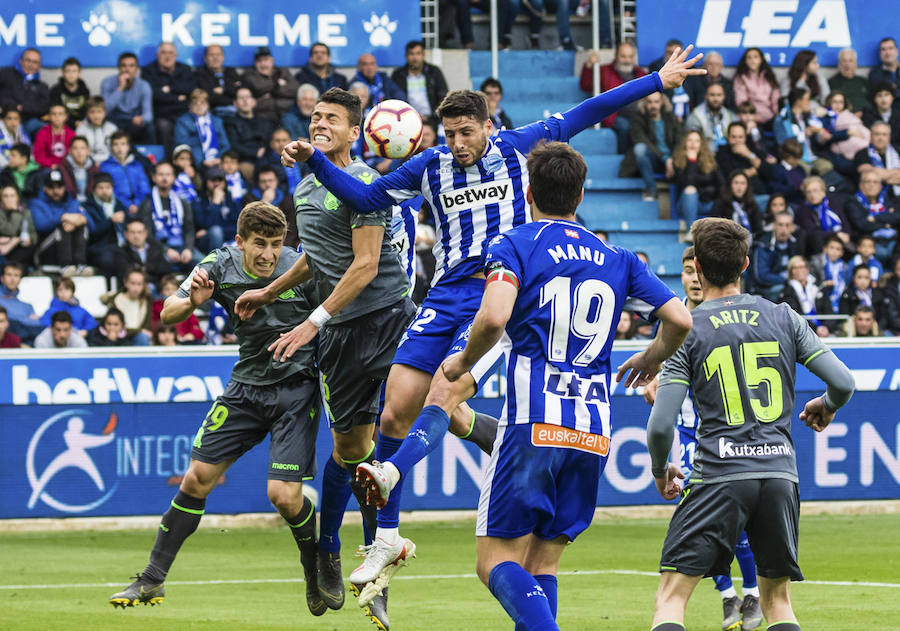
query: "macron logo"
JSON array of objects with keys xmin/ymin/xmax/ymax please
[{"xmin": 440, "ymin": 181, "xmax": 512, "ymax": 212}]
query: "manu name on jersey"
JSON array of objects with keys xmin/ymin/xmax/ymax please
[{"xmin": 483, "ymin": 219, "xmax": 675, "ymax": 436}]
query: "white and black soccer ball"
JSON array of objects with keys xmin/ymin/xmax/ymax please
[{"xmin": 363, "ymin": 100, "xmax": 424, "ymax": 160}]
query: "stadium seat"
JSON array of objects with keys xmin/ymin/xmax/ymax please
[
  {"xmin": 18, "ymin": 275, "xmax": 54, "ymax": 318},
  {"xmin": 72, "ymin": 276, "xmax": 109, "ymax": 318},
  {"xmin": 136, "ymin": 144, "xmax": 165, "ymax": 164}
]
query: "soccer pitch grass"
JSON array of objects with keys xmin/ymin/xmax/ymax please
[{"xmin": 2, "ymin": 514, "xmax": 898, "ymax": 631}]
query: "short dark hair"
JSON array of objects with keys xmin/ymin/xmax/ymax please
[
  {"xmin": 870, "ymin": 82, "xmax": 895, "ymax": 101},
  {"xmin": 62, "ymin": 57, "xmax": 81, "ymax": 69},
  {"xmin": 54, "ymin": 276, "xmax": 75, "ymax": 293},
  {"xmin": 855, "ymin": 305, "xmax": 875, "ymax": 316},
  {"xmin": 3, "ymin": 261, "xmax": 25, "ymax": 275},
  {"xmin": 682, "ymin": 246, "xmax": 695, "ymax": 263},
  {"xmin": 726, "ymin": 121, "xmax": 746, "ymax": 136},
  {"xmin": 117, "ymin": 52, "xmax": 137, "ymax": 65},
  {"xmin": 103, "ymin": 307, "xmax": 125, "ymax": 326},
  {"xmin": 787, "ymin": 86, "xmax": 809, "ymax": 108},
  {"xmin": 256, "ymin": 164, "xmax": 278, "ymax": 179},
  {"xmin": 857, "ymin": 234, "xmax": 875, "ymax": 245},
  {"xmin": 405, "ymin": 40, "xmax": 424, "ymax": 53},
  {"xmin": 318, "ymin": 87, "xmax": 362, "ymax": 128},
  {"xmin": 879, "ymin": 37, "xmax": 897, "ymax": 47},
  {"xmin": 222, "ymin": 149, "xmax": 240, "ymax": 161},
  {"xmin": 436, "ymin": 90, "xmax": 489, "ymax": 123},
  {"xmin": 0, "ymin": 305, "xmax": 7, "ymax": 317},
  {"xmin": 153, "ymin": 160, "xmax": 174, "ymax": 175},
  {"xmin": 823, "ymin": 233, "xmax": 844, "ymax": 249},
  {"xmin": 479, "ymin": 78, "xmax": 503, "ymax": 94},
  {"xmin": 691, "ymin": 217, "xmax": 750, "ymax": 287},
  {"xmin": 737, "ymin": 100, "xmax": 757, "ymax": 115},
  {"xmin": 310, "ymin": 42, "xmax": 330, "ymax": 55},
  {"xmin": 160, "ymin": 274, "xmax": 179, "ymax": 288},
  {"xmin": 665, "ymin": 38, "xmax": 684, "ymax": 49},
  {"xmin": 86, "ymin": 95, "xmax": 106, "ymax": 110},
  {"xmin": 237, "ymin": 201, "xmax": 287, "ymax": 239},
  {"xmin": 526, "ymin": 141, "xmax": 587, "ymax": 216},
  {"xmin": 110, "ymin": 129, "xmax": 131, "ymax": 144},
  {"xmin": 851, "ymin": 263, "xmax": 871, "ymax": 278},
  {"xmin": 9, "ymin": 143, "xmax": 30, "ymax": 158},
  {"xmin": 70, "ymin": 135, "xmax": 89, "ymax": 147},
  {"xmin": 779, "ymin": 138, "xmax": 804, "ymax": 160},
  {"xmin": 51, "ymin": 310, "xmax": 73, "ymax": 326}
]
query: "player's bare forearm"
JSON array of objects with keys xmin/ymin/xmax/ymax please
[
  {"xmin": 320, "ymin": 225, "xmax": 382, "ymax": 317},
  {"xmin": 647, "ymin": 298, "xmax": 692, "ymax": 363},
  {"xmin": 269, "ymin": 254, "xmax": 311, "ymax": 299},
  {"xmin": 160, "ymin": 296, "xmax": 195, "ymax": 324}
]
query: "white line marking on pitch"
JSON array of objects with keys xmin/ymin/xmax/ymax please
[{"xmin": 1, "ymin": 569, "xmax": 899, "ymax": 591}]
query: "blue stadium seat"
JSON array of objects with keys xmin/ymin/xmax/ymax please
[{"xmin": 135, "ymin": 144, "xmax": 165, "ymax": 163}]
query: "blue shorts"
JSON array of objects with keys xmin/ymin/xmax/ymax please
[
  {"xmin": 393, "ymin": 276, "xmax": 506, "ymax": 384},
  {"xmin": 475, "ymin": 424, "xmax": 608, "ymax": 541}
]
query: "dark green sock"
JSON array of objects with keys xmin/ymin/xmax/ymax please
[
  {"xmin": 343, "ymin": 443, "xmax": 377, "ymax": 537},
  {"xmin": 144, "ymin": 490, "xmax": 206, "ymax": 583},
  {"xmin": 286, "ymin": 496, "xmax": 317, "ymax": 551},
  {"xmin": 459, "ymin": 412, "xmax": 499, "ymax": 454}
]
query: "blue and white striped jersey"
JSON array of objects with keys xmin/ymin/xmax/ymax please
[
  {"xmin": 391, "ymin": 198, "xmax": 421, "ymax": 294},
  {"xmin": 484, "ymin": 219, "xmax": 675, "ymax": 435}
]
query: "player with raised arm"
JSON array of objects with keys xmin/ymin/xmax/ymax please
[
  {"xmin": 646, "ymin": 218, "xmax": 856, "ymax": 631},
  {"xmin": 108, "ymin": 202, "xmax": 325, "ymax": 615},
  {"xmin": 644, "ymin": 247, "xmax": 763, "ymax": 631},
  {"xmin": 441, "ymin": 141, "xmax": 693, "ymax": 631},
  {"xmin": 281, "ymin": 46, "xmax": 707, "ymax": 598}
]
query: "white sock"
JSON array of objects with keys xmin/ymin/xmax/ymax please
[
  {"xmin": 720, "ymin": 586, "xmax": 738, "ymax": 599},
  {"xmin": 743, "ymin": 586, "xmax": 759, "ymax": 598},
  {"xmin": 376, "ymin": 526, "xmax": 400, "ymax": 544}
]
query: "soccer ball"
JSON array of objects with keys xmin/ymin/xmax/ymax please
[{"xmin": 363, "ymin": 100, "xmax": 424, "ymax": 160}]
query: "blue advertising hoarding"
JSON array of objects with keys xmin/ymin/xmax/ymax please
[
  {"xmin": 0, "ymin": 0, "xmax": 420, "ymax": 67},
  {"xmin": 1, "ymin": 342, "xmax": 898, "ymax": 519},
  {"xmin": 637, "ymin": 0, "xmax": 898, "ymax": 67}
]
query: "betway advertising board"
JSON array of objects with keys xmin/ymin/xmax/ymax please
[{"xmin": 1, "ymin": 343, "xmax": 898, "ymax": 519}]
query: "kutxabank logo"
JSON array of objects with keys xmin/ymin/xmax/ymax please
[{"xmin": 26, "ymin": 409, "xmax": 119, "ymax": 513}]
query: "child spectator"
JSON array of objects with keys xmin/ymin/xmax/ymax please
[
  {"xmin": 33, "ymin": 309, "xmax": 88, "ymax": 348},
  {"xmin": 221, "ymin": 150, "xmax": 247, "ymax": 200},
  {"xmin": 173, "ymin": 89, "xmax": 231, "ymax": 168},
  {"xmin": 0, "ymin": 108, "xmax": 30, "ymax": 169},
  {"xmin": 812, "ymin": 234, "xmax": 849, "ymax": 312},
  {"xmin": 31, "ymin": 170, "xmax": 93, "ymax": 275},
  {"xmin": 0, "ymin": 185, "xmax": 36, "ymax": 266},
  {"xmin": 735, "ymin": 101, "xmax": 775, "ymax": 158},
  {"xmin": 850, "ymin": 235, "xmax": 885, "ymax": 284},
  {"xmin": 39, "ymin": 276, "xmax": 97, "ymax": 334},
  {"xmin": 102, "ymin": 268, "xmax": 152, "ymax": 345},
  {"xmin": 672, "ymin": 129, "xmax": 721, "ymax": 231},
  {"xmin": 87, "ymin": 307, "xmax": 131, "ymax": 346},
  {"xmin": 75, "ymin": 97, "xmax": 117, "ymax": 163},
  {"xmin": 761, "ymin": 193, "xmax": 789, "ymax": 232},
  {"xmin": 59, "ymin": 136, "xmax": 99, "ymax": 202},
  {"xmin": 846, "ymin": 169, "xmax": 900, "ymax": 263},
  {"xmin": 171, "ymin": 144, "xmax": 201, "ymax": 203},
  {"xmin": 732, "ymin": 47, "xmax": 780, "ymax": 124},
  {"xmin": 153, "ymin": 322, "xmax": 178, "ymax": 346},
  {"xmin": 777, "ymin": 255, "xmax": 833, "ymax": 337},
  {"xmin": 0, "ymin": 143, "xmax": 41, "ymax": 199},
  {"xmin": 711, "ymin": 170, "xmax": 763, "ymax": 235},
  {"xmin": 242, "ymin": 164, "xmax": 297, "ymax": 247},
  {"xmin": 152, "ymin": 274, "xmax": 204, "ymax": 344},
  {"xmin": 821, "ymin": 91, "xmax": 870, "ymax": 174},
  {"xmin": 770, "ymin": 139, "xmax": 808, "ymax": 206},
  {"xmin": 794, "ymin": 175, "xmax": 852, "ymax": 254},
  {"xmin": 0, "ymin": 305, "xmax": 21, "ymax": 348},
  {"xmin": 100, "ymin": 130, "xmax": 151, "ymax": 214},
  {"xmin": 32, "ymin": 103, "xmax": 74, "ymax": 168},
  {"xmin": 49, "ymin": 57, "xmax": 90, "ymax": 128}
]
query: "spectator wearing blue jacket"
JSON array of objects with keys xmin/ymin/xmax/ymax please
[
  {"xmin": 30, "ymin": 170, "xmax": 93, "ymax": 273},
  {"xmin": 281, "ymin": 84, "xmax": 317, "ymax": 142},
  {"xmin": 39, "ymin": 276, "xmax": 97, "ymax": 333},
  {"xmin": 194, "ymin": 166, "xmax": 239, "ymax": 253},
  {"xmin": 84, "ymin": 172, "xmax": 129, "ymax": 276},
  {"xmin": 353, "ymin": 53, "xmax": 407, "ymax": 106},
  {"xmin": 751, "ymin": 211, "xmax": 805, "ymax": 300},
  {"xmin": 174, "ymin": 89, "xmax": 231, "ymax": 169},
  {"xmin": 0, "ymin": 261, "xmax": 43, "ymax": 342},
  {"xmin": 100, "ymin": 130, "xmax": 151, "ymax": 214}
]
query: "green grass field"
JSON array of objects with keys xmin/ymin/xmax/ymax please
[{"xmin": 2, "ymin": 514, "xmax": 898, "ymax": 631}]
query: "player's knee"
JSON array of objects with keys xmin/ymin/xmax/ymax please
[
  {"xmin": 180, "ymin": 464, "xmax": 217, "ymax": 497},
  {"xmin": 475, "ymin": 558, "xmax": 494, "ymax": 587},
  {"xmin": 424, "ymin": 376, "xmax": 470, "ymax": 414},
  {"xmin": 267, "ymin": 481, "xmax": 302, "ymax": 515},
  {"xmin": 379, "ymin": 403, "xmax": 411, "ymax": 436}
]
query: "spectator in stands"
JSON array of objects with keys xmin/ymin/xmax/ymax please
[
  {"xmin": 795, "ymin": 175, "xmax": 851, "ymax": 254},
  {"xmin": 777, "ymin": 255, "xmax": 833, "ymax": 337},
  {"xmin": 60, "ymin": 136, "xmax": 99, "ymax": 202},
  {"xmin": 243, "ymin": 47, "xmax": 299, "ymax": 123},
  {"xmin": 751, "ymin": 211, "xmax": 803, "ymax": 300},
  {"xmin": 854, "ymin": 121, "xmax": 900, "ymax": 200},
  {"xmin": 812, "ymin": 234, "xmax": 849, "ymax": 313},
  {"xmin": 771, "ymin": 139, "xmax": 810, "ymax": 206},
  {"xmin": 822, "ymin": 91, "xmax": 871, "ymax": 176},
  {"xmin": 784, "ymin": 50, "xmax": 829, "ymax": 110},
  {"xmin": 868, "ymin": 37, "xmax": 900, "ymax": 98},
  {"xmin": 115, "ymin": 217, "xmax": 171, "ymax": 286},
  {"xmin": 0, "ymin": 261, "xmax": 42, "ymax": 342},
  {"xmin": 295, "ymin": 42, "xmax": 349, "ymax": 94},
  {"xmin": 0, "ymin": 108, "xmax": 30, "ymax": 169},
  {"xmin": 732, "ymin": 47, "xmax": 780, "ymax": 125},
  {"xmin": 195, "ymin": 166, "xmax": 238, "ymax": 252},
  {"xmin": 846, "ymin": 169, "xmax": 900, "ymax": 263},
  {"xmin": 152, "ymin": 274, "xmax": 204, "ymax": 343},
  {"xmin": 735, "ymin": 101, "xmax": 774, "ymax": 160},
  {"xmin": 0, "ymin": 185, "xmax": 36, "ymax": 266},
  {"xmin": 647, "ymin": 39, "xmax": 682, "ymax": 74},
  {"xmin": 171, "ymin": 145, "xmax": 201, "ymax": 204},
  {"xmin": 840, "ymin": 305, "xmax": 880, "ymax": 337},
  {"xmin": 0, "ymin": 48, "xmax": 50, "ymax": 137},
  {"xmin": 0, "ymin": 144, "xmax": 41, "ymax": 200},
  {"xmin": 139, "ymin": 161, "xmax": 195, "ymax": 270},
  {"xmin": 174, "ymin": 89, "xmax": 230, "ymax": 169},
  {"xmin": 672, "ymin": 129, "xmax": 721, "ymax": 230},
  {"xmin": 101, "ymin": 131, "xmax": 151, "ymax": 214},
  {"xmin": 392, "ymin": 41, "xmax": 449, "ymax": 119},
  {"xmin": 39, "ymin": 276, "xmax": 96, "ymax": 334},
  {"xmin": 0, "ymin": 305, "xmax": 21, "ymax": 348},
  {"xmin": 619, "ymin": 92, "xmax": 682, "ymax": 201},
  {"xmin": 101, "ymin": 52, "xmax": 155, "ymax": 144},
  {"xmin": 224, "ymin": 87, "xmax": 275, "ymax": 179},
  {"xmin": 103, "ymin": 268, "xmax": 152, "ymax": 345},
  {"xmin": 34, "ymin": 310, "xmax": 88, "ymax": 348},
  {"xmin": 50, "ymin": 57, "xmax": 89, "ymax": 128},
  {"xmin": 32, "ymin": 170, "xmax": 92, "ymax": 275},
  {"xmin": 76, "ymin": 97, "xmax": 117, "ymax": 164},
  {"xmin": 143, "ymin": 42, "xmax": 196, "ymax": 151},
  {"xmin": 32, "ymin": 103, "xmax": 74, "ymax": 169},
  {"xmin": 354, "ymin": 53, "xmax": 406, "ymax": 106},
  {"xmin": 480, "ymin": 78, "xmax": 513, "ymax": 131},
  {"xmin": 850, "ymin": 235, "xmax": 885, "ymax": 283},
  {"xmin": 221, "ymin": 150, "xmax": 248, "ymax": 201},
  {"xmin": 243, "ymin": 164, "xmax": 298, "ymax": 248},
  {"xmin": 440, "ymin": 0, "xmax": 474, "ymax": 49},
  {"xmin": 498, "ymin": 0, "xmax": 542, "ymax": 50},
  {"xmin": 255, "ymin": 127, "xmax": 302, "ymax": 196},
  {"xmin": 861, "ymin": 84, "xmax": 900, "ymax": 147},
  {"xmin": 829, "ymin": 48, "xmax": 870, "ymax": 114},
  {"xmin": 87, "ymin": 307, "xmax": 131, "ymax": 346},
  {"xmin": 839, "ymin": 264, "xmax": 899, "ymax": 332},
  {"xmin": 716, "ymin": 121, "xmax": 770, "ymax": 197},
  {"xmin": 685, "ymin": 83, "xmax": 737, "ymax": 154},
  {"xmin": 194, "ymin": 45, "xmax": 242, "ymax": 115},
  {"xmin": 684, "ymin": 51, "xmax": 734, "ymax": 110},
  {"xmin": 772, "ymin": 88, "xmax": 824, "ymax": 172},
  {"xmin": 281, "ymin": 84, "xmax": 317, "ymax": 142},
  {"xmin": 153, "ymin": 322, "xmax": 178, "ymax": 346},
  {"xmin": 84, "ymin": 172, "xmax": 127, "ymax": 276},
  {"xmin": 711, "ymin": 170, "xmax": 762, "ymax": 235},
  {"xmin": 205, "ymin": 301, "xmax": 235, "ymax": 345},
  {"xmin": 884, "ymin": 257, "xmax": 900, "ymax": 326},
  {"xmin": 580, "ymin": 43, "xmax": 646, "ymax": 153},
  {"xmin": 761, "ymin": 193, "xmax": 789, "ymax": 231}
]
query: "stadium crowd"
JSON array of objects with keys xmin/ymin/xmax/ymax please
[{"xmin": 2, "ymin": 34, "xmax": 900, "ymax": 349}]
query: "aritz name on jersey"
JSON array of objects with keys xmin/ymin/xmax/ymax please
[
  {"xmin": 709, "ymin": 309, "xmax": 760, "ymax": 329},
  {"xmin": 547, "ymin": 243, "xmax": 606, "ymax": 266},
  {"xmin": 440, "ymin": 181, "xmax": 513, "ymax": 211},
  {"xmin": 718, "ymin": 437, "xmax": 793, "ymax": 459}
]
